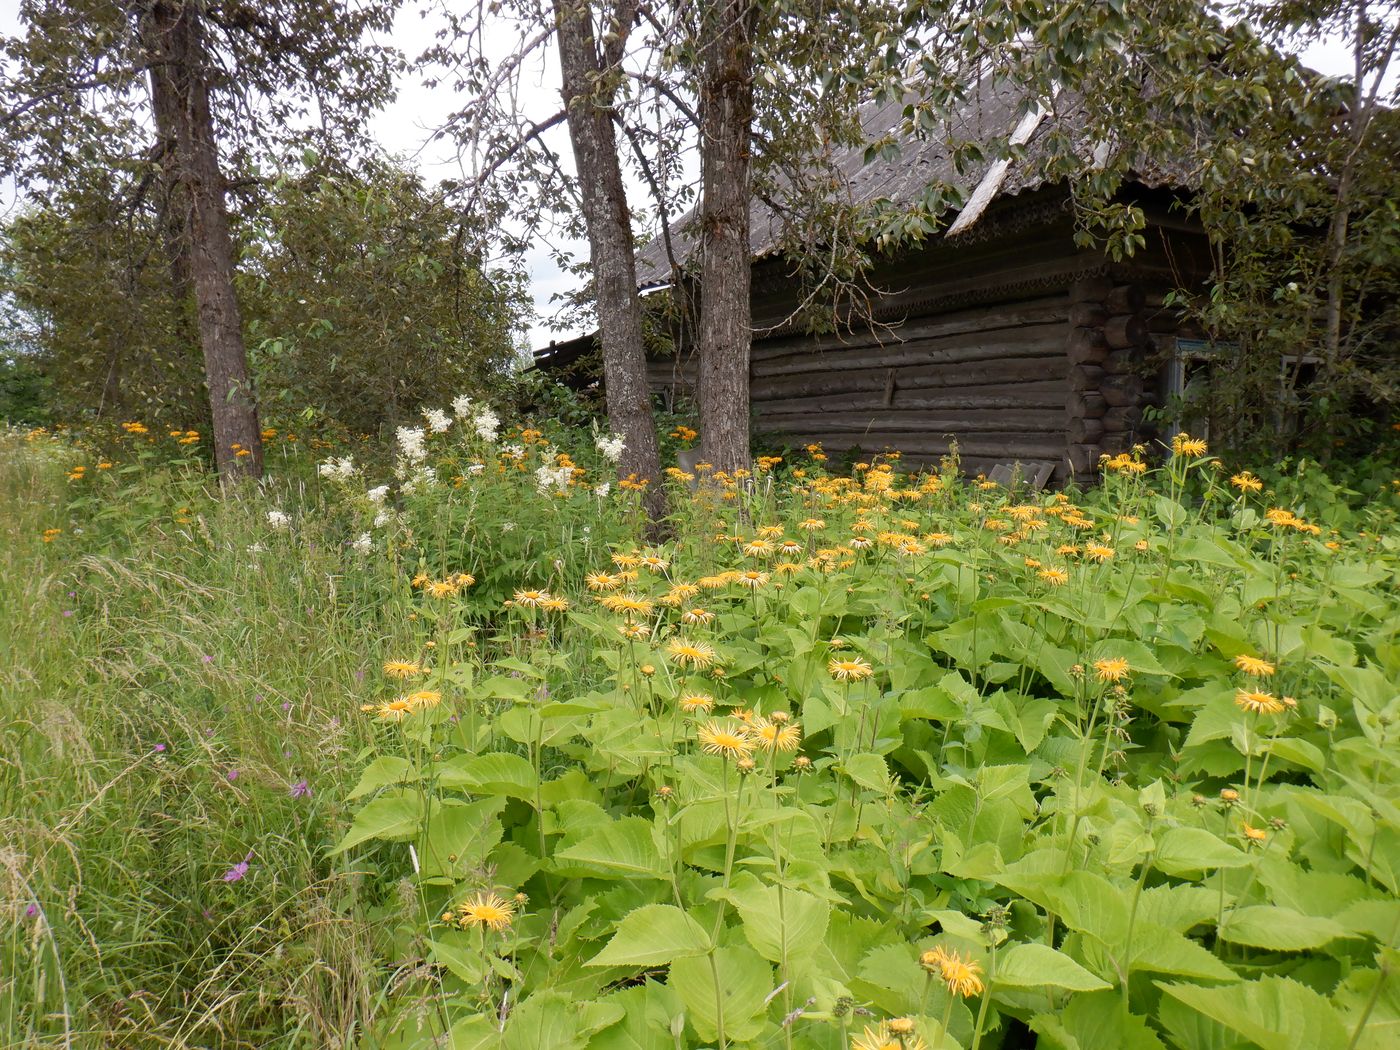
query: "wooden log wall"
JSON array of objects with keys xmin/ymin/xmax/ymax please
[
  {"xmin": 747, "ymin": 294, "xmax": 1073, "ymax": 479},
  {"xmin": 1062, "ymin": 277, "xmax": 1158, "ymax": 483}
]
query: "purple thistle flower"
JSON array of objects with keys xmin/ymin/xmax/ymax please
[
  {"xmin": 152, "ymin": 743, "xmax": 166, "ymax": 753},
  {"xmin": 62, "ymin": 610, "xmax": 73, "ymax": 617},
  {"xmin": 226, "ymin": 769, "xmax": 239, "ymax": 782},
  {"xmin": 289, "ymin": 778, "xmax": 311, "ymax": 799},
  {"xmin": 202, "ymin": 654, "xmax": 214, "ymax": 663},
  {"xmin": 222, "ymin": 851, "xmax": 253, "ymax": 882},
  {"xmin": 26, "ymin": 903, "xmax": 38, "ymax": 918},
  {"xmin": 281, "ymin": 702, "xmax": 292, "ymax": 712}
]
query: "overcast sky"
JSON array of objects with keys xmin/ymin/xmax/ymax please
[{"xmin": 0, "ymin": 4, "xmax": 1378, "ymax": 352}]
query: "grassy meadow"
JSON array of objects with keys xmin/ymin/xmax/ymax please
[{"xmin": 3, "ymin": 412, "xmax": 1398, "ymax": 1050}]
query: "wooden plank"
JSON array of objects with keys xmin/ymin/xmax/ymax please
[
  {"xmin": 754, "ymin": 381, "xmax": 1069, "ymax": 417},
  {"xmin": 759, "ymin": 409, "xmax": 1066, "ymax": 435},
  {"xmin": 750, "ymin": 357, "xmax": 1064, "ymax": 401},
  {"xmin": 753, "ymin": 324, "xmax": 1067, "ymax": 378},
  {"xmin": 761, "ymin": 432, "xmax": 1068, "ymax": 459},
  {"xmin": 750, "ymin": 296, "xmax": 1071, "ymax": 360}
]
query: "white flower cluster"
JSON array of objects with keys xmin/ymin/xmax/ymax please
[
  {"xmin": 423, "ymin": 407, "xmax": 452, "ymax": 434},
  {"xmin": 594, "ymin": 482, "xmax": 611, "ymax": 498},
  {"xmin": 535, "ymin": 462, "xmax": 572, "ymax": 495},
  {"xmin": 466, "ymin": 462, "xmax": 486, "ymax": 476},
  {"xmin": 595, "ymin": 432, "xmax": 626, "ymax": 463},
  {"xmin": 366, "ymin": 484, "xmax": 390, "ymax": 505},
  {"xmin": 350, "ymin": 531, "xmax": 373, "ymax": 554},
  {"xmin": 401, "ymin": 466, "xmax": 438, "ymax": 495},
  {"xmin": 452, "ymin": 394, "xmax": 474, "ymax": 416},
  {"xmin": 317, "ymin": 456, "xmax": 356, "ymax": 480},
  {"xmin": 266, "ymin": 510, "xmax": 291, "ymax": 530},
  {"xmin": 396, "ymin": 426, "xmax": 427, "ymax": 465},
  {"xmin": 472, "ymin": 405, "xmax": 500, "ymax": 443}
]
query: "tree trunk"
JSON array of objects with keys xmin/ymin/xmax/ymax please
[
  {"xmin": 554, "ymin": 0, "xmax": 667, "ymax": 526},
  {"xmin": 141, "ymin": 1, "xmax": 262, "ymax": 479},
  {"xmin": 696, "ymin": 0, "xmax": 756, "ymax": 474}
]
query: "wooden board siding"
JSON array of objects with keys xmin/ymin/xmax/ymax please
[{"xmin": 747, "ymin": 292, "xmax": 1071, "ymax": 479}]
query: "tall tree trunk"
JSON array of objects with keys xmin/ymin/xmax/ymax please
[
  {"xmin": 141, "ymin": 1, "xmax": 262, "ymax": 479},
  {"xmin": 554, "ymin": 0, "xmax": 667, "ymax": 527},
  {"xmin": 696, "ymin": 0, "xmax": 756, "ymax": 474}
]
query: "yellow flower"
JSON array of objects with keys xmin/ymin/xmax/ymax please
[
  {"xmin": 382, "ymin": 660, "xmax": 424, "ymax": 679},
  {"xmin": 405, "ymin": 689, "xmax": 442, "ymax": 710},
  {"xmin": 681, "ymin": 607, "xmax": 715, "ymax": 626},
  {"xmin": 852, "ymin": 1021, "xmax": 928, "ymax": 1050},
  {"xmin": 1233, "ymin": 653, "xmax": 1275, "ymax": 677},
  {"xmin": 1235, "ymin": 689, "xmax": 1285, "ymax": 715},
  {"xmin": 737, "ymin": 570, "xmax": 769, "ymax": 588},
  {"xmin": 667, "ymin": 639, "xmax": 718, "ymax": 669},
  {"xmin": 1241, "ymin": 822, "xmax": 1268, "ymax": 844},
  {"xmin": 756, "ymin": 524, "xmax": 785, "ymax": 539},
  {"xmin": 1085, "ymin": 544, "xmax": 1115, "ymax": 562},
  {"xmin": 750, "ymin": 717, "xmax": 802, "ymax": 753},
  {"xmin": 611, "ymin": 552, "xmax": 641, "ymax": 570},
  {"xmin": 454, "ymin": 891, "xmax": 515, "ymax": 931},
  {"xmin": 1230, "ymin": 471, "xmax": 1263, "ymax": 493},
  {"xmin": 426, "ymin": 580, "xmax": 459, "ymax": 599},
  {"xmin": 742, "ymin": 538, "xmax": 775, "ymax": 557},
  {"xmin": 663, "ymin": 583, "xmax": 700, "ymax": 604},
  {"xmin": 797, "ymin": 518, "xmax": 826, "ymax": 531},
  {"xmin": 1037, "ymin": 567, "xmax": 1069, "ymax": 586},
  {"xmin": 513, "ymin": 589, "xmax": 551, "ymax": 608},
  {"xmin": 1265, "ymin": 508, "xmax": 1299, "ymax": 528},
  {"xmin": 828, "ymin": 656, "xmax": 874, "ymax": 682},
  {"xmin": 1094, "ymin": 657, "xmax": 1131, "ymax": 682},
  {"xmin": 679, "ymin": 692, "xmax": 715, "ymax": 714},
  {"xmin": 374, "ymin": 697, "xmax": 416, "ymax": 721},
  {"xmin": 618, "ymin": 622, "xmax": 648, "ymax": 641},
  {"xmin": 586, "ymin": 571, "xmax": 622, "ymax": 592},
  {"xmin": 697, "ymin": 721, "xmax": 754, "ymax": 760},
  {"xmin": 600, "ymin": 593, "xmax": 655, "ymax": 617},
  {"xmin": 1172, "ymin": 432, "xmax": 1208, "ymax": 457},
  {"xmin": 540, "ymin": 596, "xmax": 570, "ymax": 612},
  {"xmin": 919, "ymin": 946, "xmax": 984, "ymax": 998}
]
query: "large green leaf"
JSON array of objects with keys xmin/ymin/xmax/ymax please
[
  {"xmin": 996, "ymin": 942, "xmax": 1111, "ymax": 992},
  {"xmin": 586, "ymin": 905, "xmax": 712, "ymax": 968},
  {"xmin": 501, "ymin": 991, "xmax": 624, "ymax": 1050},
  {"xmin": 669, "ymin": 945, "xmax": 772, "ymax": 1043},
  {"xmin": 586, "ymin": 983, "xmax": 684, "ymax": 1050},
  {"xmin": 347, "ymin": 755, "xmax": 419, "ymax": 799},
  {"xmin": 555, "ymin": 816, "xmax": 669, "ymax": 879},
  {"xmin": 1217, "ymin": 906, "xmax": 1346, "ymax": 951},
  {"xmin": 331, "ymin": 791, "xmax": 424, "ymax": 853},
  {"xmin": 1031, "ymin": 990, "xmax": 1167, "ymax": 1050},
  {"xmin": 1153, "ymin": 827, "xmax": 1251, "ymax": 876},
  {"xmin": 438, "ymin": 751, "xmax": 539, "ymax": 800},
  {"xmin": 710, "ymin": 875, "xmax": 830, "ymax": 964},
  {"xmin": 1158, "ymin": 976, "xmax": 1349, "ymax": 1050}
]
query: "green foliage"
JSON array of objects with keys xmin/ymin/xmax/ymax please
[{"xmin": 6, "ymin": 410, "xmax": 1400, "ymax": 1047}]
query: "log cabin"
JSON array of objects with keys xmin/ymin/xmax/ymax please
[{"xmin": 533, "ymin": 78, "xmax": 1213, "ymax": 485}]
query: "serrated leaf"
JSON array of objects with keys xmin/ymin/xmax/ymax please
[
  {"xmin": 710, "ymin": 874, "xmax": 830, "ymax": 964},
  {"xmin": 586, "ymin": 905, "xmax": 711, "ymax": 967},
  {"xmin": 1153, "ymin": 827, "xmax": 1251, "ymax": 876},
  {"xmin": 1217, "ymin": 905, "xmax": 1346, "ymax": 951},
  {"xmin": 330, "ymin": 791, "xmax": 424, "ymax": 853},
  {"xmin": 1158, "ymin": 976, "xmax": 1349, "ymax": 1050},
  {"xmin": 347, "ymin": 755, "xmax": 418, "ymax": 799},
  {"xmin": 843, "ymin": 752, "xmax": 890, "ymax": 791},
  {"xmin": 439, "ymin": 751, "xmax": 539, "ymax": 800},
  {"xmin": 555, "ymin": 816, "xmax": 669, "ymax": 879},
  {"xmin": 669, "ymin": 945, "xmax": 772, "ymax": 1043},
  {"xmin": 996, "ymin": 942, "xmax": 1111, "ymax": 991}
]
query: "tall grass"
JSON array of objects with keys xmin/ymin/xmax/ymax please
[{"xmin": 0, "ymin": 434, "xmax": 401, "ymax": 1048}]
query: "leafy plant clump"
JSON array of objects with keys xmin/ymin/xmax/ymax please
[{"xmin": 9, "ymin": 410, "xmax": 1400, "ymax": 1049}]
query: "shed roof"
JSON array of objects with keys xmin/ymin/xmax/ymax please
[{"xmin": 632, "ymin": 74, "xmax": 1181, "ymax": 287}]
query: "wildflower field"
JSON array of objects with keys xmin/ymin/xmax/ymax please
[{"xmin": 4, "ymin": 407, "xmax": 1399, "ymax": 1050}]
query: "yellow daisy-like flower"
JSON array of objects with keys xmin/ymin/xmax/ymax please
[
  {"xmin": 777, "ymin": 540, "xmax": 804, "ymax": 556},
  {"xmin": 640, "ymin": 554, "xmax": 669, "ymax": 571},
  {"xmin": 1241, "ymin": 822, "xmax": 1268, "ymax": 844},
  {"xmin": 1085, "ymin": 544, "xmax": 1115, "ymax": 562},
  {"xmin": 454, "ymin": 891, "xmax": 516, "ymax": 931},
  {"xmin": 697, "ymin": 721, "xmax": 754, "ymax": 760},
  {"xmin": 612, "ymin": 553, "xmax": 641, "ymax": 570},
  {"xmin": 828, "ymin": 656, "xmax": 874, "ymax": 682},
  {"xmin": 383, "ymin": 660, "xmax": 424, "ymax": 679},
  {"xmin": 737, "ymin": 570, "xmax": 769, "ymax": 588},
  {"xmin": 849, "ymin": 536, "xmax": 873, "ymax": 550},
  {"xmin": 666, "ymin": 638, "xmax": 718, "ymax": 668},
  {"xmin": 919, "ymin": 946, "xmax": 984, "ymax": 998},
  {"xmin": 797, "ymin": 518, "xmax": 826, "ymax": 531},
  {"xmin": 1234, "ymin": 653, "xmax": 1275, "ymax": 677},
  {"xmin": 663, "ymin": 583, "xmax": 700, "ymax": 605},
  {"xmin": 1038, "ymin": 567, "xmax": 1069, "ymax": 586},
  {"xmin": 452, "ymin": 572, "xmax": 476, "ymax": 588},
  {"xmin": 540, "ymin": 596, "xmax": 570, "ymax": 613},
  {"xmin": 373, "ymin": 698, "xmax": 416, "ymax": 721},
  {"xmin": 679, "ymin": 692, "xmax": 715, "ymax": 714},
  {"xmin": 756, "ymin": 524, "xmax": 785, "ymax": 539},
  {"xmin": 1265, "ymin": 508, "xmax": 1299, "ymax": 527},
  {"xmin": 585, "ymin": 571, "xmax": 622, "ymax": 592},
  {"xmin": 405, "ymin": 689, "xmax": 442, "ymax": 710},
  {"xmin": 411, "ymin": 572, "xmax": 431, "ymax": 588},
  {"xmin": 851, "ymin": 1021, "xmax": 928, "ymax": 1050},
  {"xmin": 698, "ymin": 573, "xmax": 733, "ymax": 590},
  {"xmin": 750, "ymin": 717, "xmax": 802, "ymax": 753},
  {"xmin": 681, "ymin": 607, "xmax": 715, "ymax": 626},
  {"xmin": 618, "ymin": 622, "xmax": 648, "ymax": 641},
  {"xmin": 1094, "ymin": 657, "xmax": 1131, "ymax": 682},
  {"xmin": 1176, "ymin": 438, "xmax": 1208, "ymax": 457},
  {"xmin": 742, "ymin": 538, "xmax": 775, "ymax": 557},
  {"xmin": 1230, "ymin": 471, "xmax": 1264, "ymax": 493},
  {"xmin": 599, "ymin": 593, "xmax": 655, "ymax": 617},
  {"xmin": 426, "ymin": 580, "xmax": 459, "ymax": 599},
  {"xmin": 512, "ymin": 588, "xmax": 551, "ymax": 608},
  {"xmin": 1235, "ymin": 689, "xmax": 1286, "ymax": 715}
]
